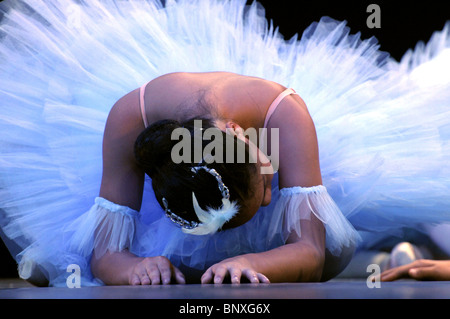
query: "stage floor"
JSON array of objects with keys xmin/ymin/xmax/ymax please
[{"xmin": 1, "ymin": 278, "xmax": 450, "ymax": 299}]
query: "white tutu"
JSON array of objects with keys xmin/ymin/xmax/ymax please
[{"xmin": 0, "ymin": 0, "xmax": 449, "ymax": 286}]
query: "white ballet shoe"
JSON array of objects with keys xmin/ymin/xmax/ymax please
[{"xmin": 388, "ymin": 242, "xmax": 431, "ymax": 269}]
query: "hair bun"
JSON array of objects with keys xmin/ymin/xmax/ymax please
[{"xmin": 134, "ymin": 119, "xmax": 181, "ymax": 178}]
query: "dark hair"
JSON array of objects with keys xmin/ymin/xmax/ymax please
[{"xmin": 134, "ymin": 118, "xmax": 257, "ymax": 224}]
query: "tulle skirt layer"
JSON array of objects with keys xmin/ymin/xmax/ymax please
[{"xmin": 1, "ymin": 0, "xmax": 449, "ymax": 285}]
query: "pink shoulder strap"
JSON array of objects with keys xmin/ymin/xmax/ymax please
[
  {"xmin": 263, "ymin": 88, "xmax": 297, "ymax": 128},
  {"xmin": 139, "ymin": 81, "xmax": 150, "ymax": 128}
]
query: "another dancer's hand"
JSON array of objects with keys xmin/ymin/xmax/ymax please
[
  {"xmin": 201, "ymin": 256, "xmax": 270, "ymax": 284},
  {"xmin": 381, "ymin": 259, "xmax": 450, "ymax": 281},
  {"xmin": 129, "ymin": 256, "xmax": 186, "ymax": 285}
]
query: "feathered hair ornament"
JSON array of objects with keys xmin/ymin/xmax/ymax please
[{"xmin": 161, "ymin": 165, "xmax": 239, "ymax": 235}]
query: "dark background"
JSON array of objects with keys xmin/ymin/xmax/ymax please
[
  {"xmin": 256, "ymin": 0, "xmax": 449, "ymax": 62},
  {"xmin": 1, "ymin": 0, "xmax": 449, "ymax": 278}
]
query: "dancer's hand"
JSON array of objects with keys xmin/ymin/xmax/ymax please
[
  {"xmin": 129, "ymin": 256, "xmax": 186, "ymax": 285},
  {"xmin": 381, "ymin": 259, "xmax": 450, "ymax": 281},
  {"xmin": 201, "ymin": 256, "xmax": 270, "ymax": 284}
]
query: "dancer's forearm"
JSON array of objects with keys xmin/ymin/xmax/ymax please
[
  {"xmin": 91, "ymin": 250, "xmax": 143, "ymax": 285},
  {"xmin": 244, "ymin": 241, "xmax": 325, "ymax": 282}
]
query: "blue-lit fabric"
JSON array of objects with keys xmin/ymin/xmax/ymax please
[{"xmin": 1, "ymin": 0, "xmax": 449, "ymax": 286}]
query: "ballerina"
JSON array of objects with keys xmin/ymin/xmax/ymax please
[{"xmin": 0, "ymin": 0, "xmax": 449, "ymax": 286}]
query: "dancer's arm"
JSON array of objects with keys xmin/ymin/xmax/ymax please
[
  {"xmin": 381, "ymin": 259, "xmax": 450, "ymax": 281},
  {"xmin": 91, "ymin": 89, "xmax": 185, "ymax": 285},
  {"xmin": 268, "ymin": 92, "xmax": 326, "ymax": 281},
  {"xmin": 201, "ymin": 215, "xmax": 325, "ymax": 283},
  {"xmin": 99, "ymin": 89, "xmax": 145, "ymax": 210},
  {"xmin": 202, "ymin": 93, "xmax": 326, "ymax": 283}
]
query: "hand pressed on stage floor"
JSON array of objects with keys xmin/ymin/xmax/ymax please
[{"xmin": 381, "ymin": 259, "xmax": 450, "ymax": 281}]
